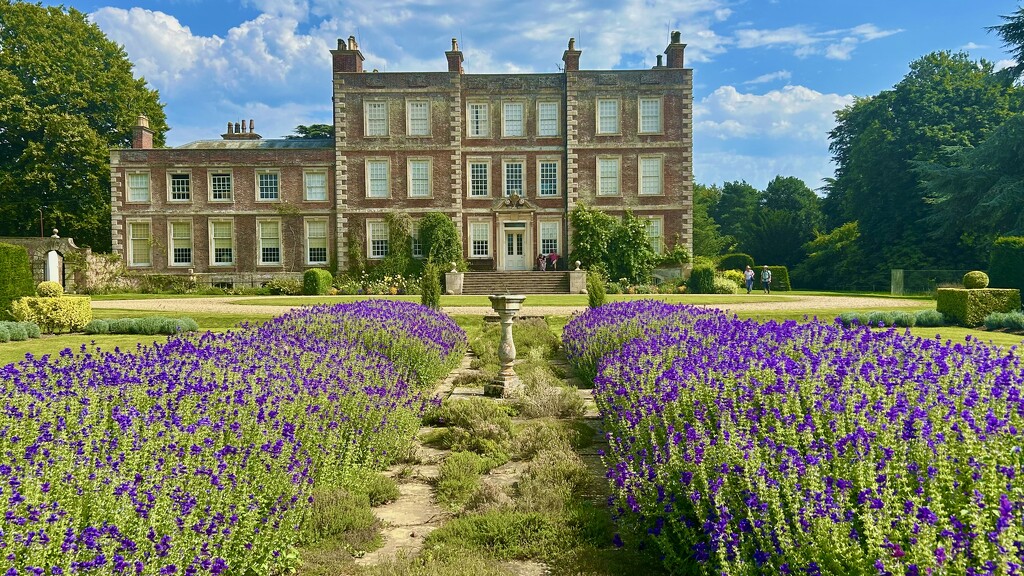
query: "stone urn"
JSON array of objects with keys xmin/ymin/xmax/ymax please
[{"xmin": 484, "ymin": 294, "xmax": 526, "ymax": 397}]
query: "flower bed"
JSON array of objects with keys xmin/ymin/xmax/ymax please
[
  {"xmin": 565, "ymin": 302, "xmax": 1024, "ymax": 575},
  {"xmin": 0, "ymin": 301, "xmax": 466, "ymax": 574}
]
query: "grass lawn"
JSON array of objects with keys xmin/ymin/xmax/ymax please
[{"xmin": 230, "ymin": 293, "xmax": 789, "ymax": 307}]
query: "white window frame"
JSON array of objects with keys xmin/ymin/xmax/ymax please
[
  {"xmin": 536, "ymin": 158, "xmax": 560, "ymax": 198},
  {"xmin": 305, "ymin": 218, "xmax": 329, "ymax": 266},
  {"xmin": 411, "ymin": 219, "xmax": 424, "ymax": 259},
  {"xmin": 367, "ymin": 219, "xmax": 389, "ymax": 259},
  {"xmin": 256, "ymin": 169, "xmax": 281, "ymax": 202},
  {"xmin": 469, "ymin": 221, "xmax": 491, "ymax": 258},
  {"xmin": 539, "ymin": 220, "xmax": 560, "ymax": 256},
  {"xmin": 126, "ymin": 219, "xmax": 152, "ymax": 267},
  {"xmin": 596, "ymin": 98, "xmax": 620, "ymax": 135},
  {"xmin": 365, "ymin": 158, "xmax": 391, "ymax": 199},
  {"xmin": 209, "ymin": 219, "xmax": 235, "ymax": 266},
  {"xmin": 167, "ymin": 172, "xmax": 191, "ymax": 203},
  {"xmin": 209, "ymin": 172, "xmax": 233, "ymax": 202},
  {"xmin": 303, "ymin": 170, "xmax": 328, "ymax": 202},
  {"xmin": 597, "ymin": 156, "xmax": 621, "ymax": 196},
  {"xmin": 406, "ymin": 99, "xmax": 430, "ymax": 136},
  {"xmin": 468, "ymin": 158, "xmax": 491, "ymax": 198},
  {"xmin": 537, "ymin": 101, "xmax": 559, "ymax": 137},
  {"xmin": 364, "ymin": 100, "xmax": 389, "ymax": 137},
  {"xmin": 639, "ymin": 156, "xmax": 664, "ymax": 196},
  {"xmin": 167, "ymin": 220, "xmax": 193, "ymax": 267},
  {"xmin": 126, "ymin": 170, "xmax": 150, "ymax": 203},
  {"xmin": 503, "ymin": 159, "xmax": 525, "ymax": 197},
  {"xmin": 407, "ymin": 158, "xmax": 432, "ymax": 198},
  {"xmin": 645, "ymin": 216, "xmax": 664, "ymax": 255},
  {"xmin": 257, "ymin": 219, "xmax": 283, "ymax": 266},
  {"xmin": 467, "ymin": 102, "xmax": 489, "ymax": 137},
  {"xmin": 502, "ymin": 101, "xmax": 525, "ymax": 137},
  {"xmin": 639, "ymin": 97, "xmax": 663, "ymax": 134}
]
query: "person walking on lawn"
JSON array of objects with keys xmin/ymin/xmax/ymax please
[{"xmin": 761, "ymin": 265, "xmax": 772, "ymax": 294}]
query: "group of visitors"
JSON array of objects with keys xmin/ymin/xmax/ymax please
[
  {"xmin": 743, "ymin": 265, "xmax": 772, "ymax": 294},
  {"xmin": 537, "ymin": 253, "xmax": 560, "ymax": 271}
]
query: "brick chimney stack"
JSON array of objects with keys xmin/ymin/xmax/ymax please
[
  {"xmin": 332, "ymin": 35, "xmax": 365, "ymax": 73},
  {"xmin": 222, "ymin": 119, "xmax": 262, "ymax": 140},
  {"xmin": 445, "ymin": 37, "xmax": 464, "ymax": 73},
  {"xmin": 132, "ymin": 114, "xmax": 153, "ymax": 149},
  {"xmin": 562, "ymin": 37, "xmax": 581, "ymax": 72},
  {"xmin": 665, "ymin": 30, "xmax": 686, "ymax": 69}
]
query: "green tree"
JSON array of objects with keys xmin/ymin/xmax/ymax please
[
  {"xmin": 988, "ymin": 6, "xmax": 1024, "ymax": 79},
  {"xmin": 692, "ymin": 183, "xmax": 732, "ymax": 258},
  {"xmin": 419, "ymin": 212, "xmax": 465, "ymax": 271},
  {"xmin": 285, "ymin": 124, "xmax": 334, "ymax": 139},
  {"xmin": 0, "ymin": 2, "xmax": 167, "ymax": 250},
  {"xmin": 568, "ymin": 203, "xmax": 616, "ymax": 274},
  {"xmin": 919, "ymin": 114, "xmax": 1024, "ymax": 267},
  {"xmin": 745, "ymin": 176, "xmax": 822, "ymax": 267},
  {"xmin": 827, "ymin": 51, "xmax": 1021, "ymax": 283},
  {"xmin": 607, "ymin": 211, "xmax": 658, "ymax": 284},
  {"xmin": 792, "ymin": 222, "xmax": 865, "ymax": 290},
  {"xmin": 710, "ymin": 180, "xmax": 758, "ymax": 248}
]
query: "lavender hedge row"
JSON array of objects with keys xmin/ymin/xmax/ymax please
[
  {"xmin": 565, "ymin": 302, "xmax": 1023, "ymax": 575},
  {"xmin": 0, "ymin": 301, "xmax": 466, "ymax": 574}
]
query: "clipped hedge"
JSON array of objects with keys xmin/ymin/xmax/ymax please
[
  {"xmin": 36, "ymin": 281, "xmax": 64, "ymax": 297},
  {"xmin": 718, "ymin": 253, "xmax": 754, "ymax": 271},
  {"xmin": 303, "ymin": 269, "xmax": 334, "ymax": 295},
  {"xmin": 936, "ymin": 288, "xmax": 1022, "ymax": 327},
  {"xmin": 688, "ymin": 265, "xmax": 716, "ymax": 294},
  {"xmin": 758, "ymin": 265, "xmax": 792, "ymax": 291},
  {"xmin": 85, "ymin": 317, "xmax": 200, "ymax": 335},
  {"xmin": 10, "ymin": 297, "xmax": 92, "ymax": 334},
  {"xmin": 0, "ymin": 243, "xmax": 35, "ymax": 316},
  {"xmin": 963, "ymin": 271, "xmax": 989, "ymax": 289},
  {"xmin": 989, "ymin": 236, "xmax": 1024, "ymax": 292}
]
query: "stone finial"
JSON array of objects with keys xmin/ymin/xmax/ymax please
[
  {"xmin": 574, "ymin": 260, "xmax": 581, "ymax": 271},
  {"xmin": 451, "ymin": 262, "xmax": 457, "ymax": 273},
  {"xmin": 51, "ymin": 229, "xmax": 59, "ymax": 238}
]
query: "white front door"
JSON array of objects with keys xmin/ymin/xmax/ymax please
[{"xmin": 505, "ymin": 230, "xmax": 526, "ymax": 270}]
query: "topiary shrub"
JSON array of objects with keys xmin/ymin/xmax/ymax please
[
  {"xmin": 4, "ymin": 322, "xmax": 28, "ymax": 341},
  {"xmin": 983, "ymin": 311, "xmax": 1024, "ymax": 331},
  {"xmin": 718, "ymin": 253, "xmax": 754, "ymax": 271},
  {"xmin": 0, "ymin": 324, "xmax": 9, "ymax": 343},
  {"xmin": 688, "ymin": 265, "xmax": 716, "ymax": 294},
  {"xmin": 9, "ymin": 296, "xmax": 92, "ymax": 334},
  {"xmin": 36, "ymin": 281, "xmax": 64, "ymax": 298},
  {"xmin": 84, "ymin": 319, "xmax": 110, "ymax": 335},
  {"xmin": 108, "ymin": 318, "xmax": 138, "ymax": 334},
  {"xmin": 914, "ymin": 309, "xmax": 945, "ymax": 327},
  {"xmin": 936, "ymin": 287, "xmax": 1022, "ymax": 326},
  {"xmin": 712, "ymin": 277, "xmax": 738, "ymax": 294},
  {"xmin": 963, "ymin": 271, "xmax": 989, "ymax": 289},
  {"xmin": 989, "ymin": 236, "xmax": 1024, "ymax": 292},
  {"xmin": 891, "ymin": 311, "xmax": 917, "ymax": 327},
  {"xmin": 586, "ymin": 270, "xmax": 606, "ymax": 309},
  {"xmin": 303, "ymin": 269, "xmax": 334, "ymax": 295},
  {"xmin": 758, "ymin": 265, "xmax": 792, "ymax": 291},
  {"xmin": 720, "ymin": 269, "xmax": 745, "ymax": 289},
  {"xmin": 867, "ymin": 310, "xmax": 898, "ymax": 327},
  {"xmin": 18, "ymin": 321, "xmax": 40, "ymax": 339},
  {"xmin": 0, "ymin": 243, "xmax": 35, "ymax": 317},
  {"xmin": 421, "ymin": 262, "xmax": 442, "ymax": 310}
]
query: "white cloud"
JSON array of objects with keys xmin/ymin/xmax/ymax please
[
  {"xmin": 744, "ymin": 70, "xmax": 792, "ymax": 84},
  {"xmin": 732, "ymin": 22, "xmax": 901, "ymax": 60},
  {"xmin": 696, "ymin": 150, "xmax": 835, "ymax": 190},
  {"xmin": 996, "ymin": 59, "xmax": 1018, "ymax": 71},
  {"xmin": 695, "ymin": 85, "xmax": 853, "ymax": 142},
  {"xmin": 961, "ymin": 42, "xmax": 986, "ymax": 50}
]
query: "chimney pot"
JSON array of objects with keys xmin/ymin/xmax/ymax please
[
  {"xmin": 568, "ymin": 38, "xmax": 575, "ymax": 50},
  {"xmin": 234, "ymin": 122, "xmax": 241, "ymax": 134},
  {"xmin": 656, "ymin": 54, "xmax": 663, "ymax": 67},
  {"xmin": 226, "ymin": 122, "xmax": 233, "ymax": 134},
  {"xmin": 452, "ymin": 38, "xmax": 458, "ymax": 51},
  {"xmin": 249, "ymin": 119, "xmax": 254, "ymax": 132},
  {"xmin": 671, "ymin": 30, "xmax": 681, "ymax": 44},
  {"xmin": 665, "ymin": 31, "xmax": 686, "ymax": 68},
  {"xmin": 348, "ymin": 35, "xmax": 357, "ymax": 50}
]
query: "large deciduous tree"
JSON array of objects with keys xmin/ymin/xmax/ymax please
[
  {"xmin": 691, "ymin": 183, "xmax": 732, "ymax": 258},
  {"xmin": 745, "ymin": 175, "xmax": 822, "ymax": 268},
  {"xmin": 286, "ymin": 124, "xmax": 334, "ymax": 139},
  {"xmin": 0, "ymin": 1, "xmax": 166, "ymax": 250},
  {"xmin": 710, "ymin": 180, "xmax": 758, "ymax": 249},
  {"xmin": 826, "ymin": 51, "xmax": 1021, "ymax": 284}
]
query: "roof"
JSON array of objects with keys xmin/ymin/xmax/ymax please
[{"xmin": 175, "ymin": 138, "xmax": 333, "ymax": 150}]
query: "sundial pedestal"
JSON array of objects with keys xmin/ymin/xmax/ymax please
[{"xmin": 484, "ymin": 294, "xmax": 526, "ymax": 398}]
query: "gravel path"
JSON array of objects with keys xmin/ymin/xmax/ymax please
[{"xmin": 91, "ymin": 294, "xmax": 927, "ymax": 318}]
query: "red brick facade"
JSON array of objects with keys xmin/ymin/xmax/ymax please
[{"xmin": 110, "ymin": 34, "xmax": 692, "ymax": 284}]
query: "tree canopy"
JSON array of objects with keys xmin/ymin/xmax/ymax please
[
  {"xmin": 0, "ymin": 1, "xmax": 166, "ymax": 250},
  {"xmin": 286, "ymin": 124, "xmax": 334, "ymax": 139}
]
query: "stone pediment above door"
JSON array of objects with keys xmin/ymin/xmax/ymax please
[{"xmin": 492, "ymin": 193, "xmax": 536, "ymax": 214}]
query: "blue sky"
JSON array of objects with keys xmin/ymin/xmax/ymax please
[{"xmin": 60, "ymin": 0, "xmax": 1020, "ymax": 190}]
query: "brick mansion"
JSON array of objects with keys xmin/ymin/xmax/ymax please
[{"xmin": 109, "ymin": 33, "xmax": 694, "ymax": 283}]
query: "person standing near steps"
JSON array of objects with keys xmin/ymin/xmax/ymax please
[{"xmin": 761, "ymin": 265, "xmax": 772, "ymax": 294}]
